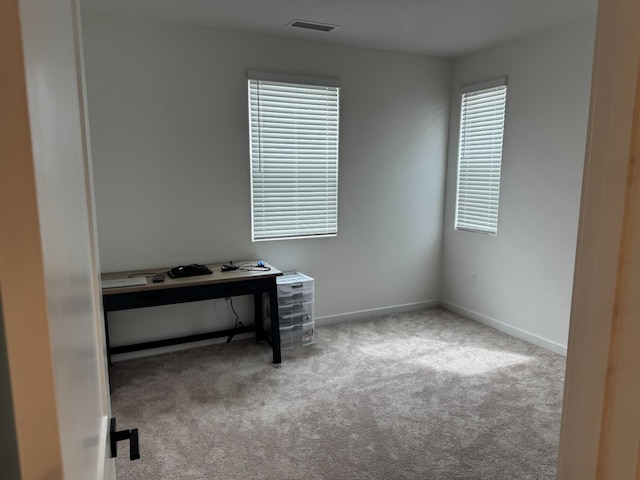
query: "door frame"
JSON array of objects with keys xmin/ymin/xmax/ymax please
[
  {"xmin": 557, "ymin": 0, "xmax": 640, "ymax": 477},
  {"xmin": 0, "ymin": 0, "xmax": 65, "ymax": 476},
  {"xmin": 0, "ymin": 0, "xmax": 114, "ymax": 478}
]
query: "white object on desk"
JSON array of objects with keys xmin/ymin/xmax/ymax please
[{"xmin": 102, "ymin": 277, "xmax": 148, "ymax": 289}]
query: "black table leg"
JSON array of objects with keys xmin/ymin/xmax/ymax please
[
  {"xmin": 104, "ymin": 310, "xmax": 112, "ymax": 392},
  {"xmin": 104, "ymin": 311, "xmax": 112, "ymax": 367},
  {"xmin": 268, "ymin": 278, "xmax": 281, "ymax": 364},
  {"xmin": 253, "ymin": 293, "xmax": 263, "ymax": 341}
]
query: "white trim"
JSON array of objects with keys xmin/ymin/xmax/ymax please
[
  {"xmin": 459, "ymin": 76, "xmax": 508, "ymax": 94},
  {"xmin": 247, "ymin": 70, "xmax": 341, "ymax": 88},
  {"xmin": 112, "ymin": 299, "xmax": 570, "ymax": 362},
  {"xmin": 112, "ymin": 302, "xmax": 440, "ymax": 361},
  {"xmin": 113, "ymin": 302, "xmax": 438, "ymax": 361},
  {"xmin": 441, "ymin": 301, "xmax": 567, "ymax": 356},
  {"xmin": 97, "ymin": 415, "xmax": 108, "ymax": 480},
  {"xmin": 314, "ymin": 300, "xmax": 440, "ymax": 326}
]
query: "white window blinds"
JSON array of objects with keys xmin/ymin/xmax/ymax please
[
  {"xmin": 248, "ymin": 75, "xmax": 340, "ymax": 241},
  {"xmin": 455, "ymin": 78, "xmax": 507, "ymax": 235}
]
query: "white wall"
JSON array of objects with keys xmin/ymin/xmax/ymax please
[
  {"xmin": 81, "ymin": 11, "xmax": 451, "ymax": 356},
  {"xmin": 441, "ymin": 19, "xmax": 596, "ymax": 355}
]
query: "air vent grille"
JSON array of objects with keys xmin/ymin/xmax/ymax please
[{"xmin": 288, "ymin": 20, "xmax": 337, "ymax": 32}]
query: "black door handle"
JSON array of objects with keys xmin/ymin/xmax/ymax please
[
  {"xmin": 129, "ymin": 428, "xmax": 140, "ymax": 460},
  {"xmin": 110, "ymin": 417, "xmax": 140, "ymax": 461}
]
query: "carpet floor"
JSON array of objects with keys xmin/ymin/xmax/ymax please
[{"xmin": 111, "ymin": 308, "xmax": 566, "ymax": 480}]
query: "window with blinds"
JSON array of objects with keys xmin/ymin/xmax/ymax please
[
  {"xmin": 455, "ymin": 78, "xmax": 507, "ymax": 235},
  {"xmin": 248, "ymin": 74, "xmax": 340, "ymax": 241}
]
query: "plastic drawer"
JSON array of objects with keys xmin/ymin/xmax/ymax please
[
  {"xmin": 276, "ymin": 272, "xmax": 314, "ymax": 300},
  {"xmin": 280, "ymin": 321, "xmax": 314, "ymax": 350},
  {"xmin": 268, "ymin": 301, "xmax": 313, "ymax": 327},
  {"xmin": 278, "ymin": 290, "xmax": 314, "ymax": 305}
]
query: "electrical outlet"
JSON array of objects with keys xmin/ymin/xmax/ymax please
[{"xmin": 470, "ymin": 273, "xmax": 476, "ymax": 285}]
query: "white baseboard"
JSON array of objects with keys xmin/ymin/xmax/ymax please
[
  {"xmin": 112, "ymin": 301, "xmax": 438, "ymax": 362},
  {"xmin": 441, "ymin": 301, "xmax": 567, "ymax": 356},
  {"xmin": 112, "ymin": 300, "xmax": 567, "ymax": 361},
  {"xmin": 314, "ymin": 300, "xmax": 440, "ymax": 326}
]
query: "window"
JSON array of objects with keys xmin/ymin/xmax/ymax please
[
  {"xmin": 248, "ymin": 73, "xmax": 340, "ymax": 241},
  {"xmin": 455, "ymin": 78, "xmax": 507, "ymax": 235}
]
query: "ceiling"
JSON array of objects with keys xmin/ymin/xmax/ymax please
[{"xmin": 81, "ymin": 0, "xmax": 598, "ymax": 58}]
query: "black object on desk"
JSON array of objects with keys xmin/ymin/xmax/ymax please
[
  {"xmin": 168, "ymin": 263, "xmax": 212, "ymax": 278},
  {"xmin": 102, "ymin": 261, "xmax": 283, "ymax": 368}
]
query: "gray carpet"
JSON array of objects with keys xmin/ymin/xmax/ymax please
[{"xmin": 111, "ymin": 308, "xmax": 565, "ymax": 480}]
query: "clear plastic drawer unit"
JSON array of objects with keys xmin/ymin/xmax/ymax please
[{"xmin": 272, "ymin": 271, "xmax": 316, "ymax": 349}]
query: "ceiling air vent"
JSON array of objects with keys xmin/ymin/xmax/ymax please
[{"xmin": 288, "ymin": 19, "xmax": 338, "ymax": 32}]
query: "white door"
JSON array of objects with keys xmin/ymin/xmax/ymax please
[{"xmin": 1, "ymin": 0, "xmax": 116, "ymax": 478}]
